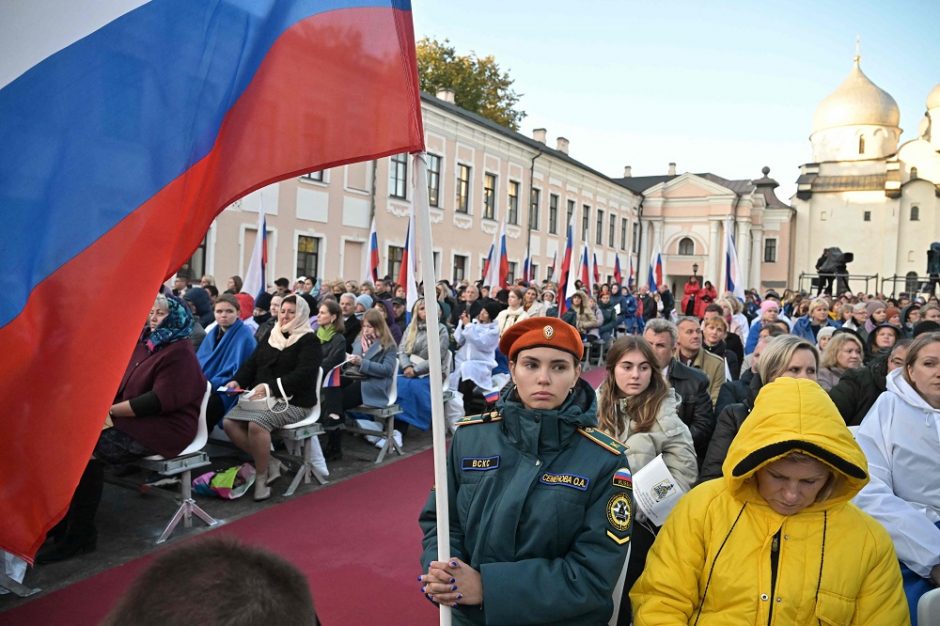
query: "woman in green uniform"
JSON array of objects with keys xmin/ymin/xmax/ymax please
[{"xmin": 419, "ymin": 316, "xmax": 633, "ymax": 625}]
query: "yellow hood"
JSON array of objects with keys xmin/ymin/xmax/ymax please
[{"xmin": 722, "ymin": 377, "xmax": 869, "ymax": 507}]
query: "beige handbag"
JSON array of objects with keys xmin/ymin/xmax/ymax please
[{"xmin": 237, "ymin": 379, "xmax": 291, "ymax": 414}]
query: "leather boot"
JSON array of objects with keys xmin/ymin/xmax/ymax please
[
  {"xmin": 37, "ymin": 460, "xmax": 102, "ymax": 564},
  {"xmin": 253, "ymin": 469, "xmax": 271, "ymax": 501},
  {"xmin": 323, "ymin": 429, "xmax": 343, "ymax": 461}
]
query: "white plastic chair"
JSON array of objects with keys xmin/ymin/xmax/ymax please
[
  {"xmin": 272, "ymin": 368, "xmax": 327, "ymax": 496},
  {"xmin": 919, "ymin": 587, "xmax": 940, "ymax": 626},
  {"xmin": 345, "ymin": 357, "xmax": 404, "ymax": 463},
  {"xmin": 137, "ymin": 381, "xmax": 219, "ymax": 544}
]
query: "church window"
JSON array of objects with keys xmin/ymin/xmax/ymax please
[
  {"xmin": 911, "ymin": 167, "xmax": 919, "ymax": 180},
  {"xmin": 911, "ymin": 205, "xmax": 920, "ymax": 221},
  {"xmin": 678, "ymin": 237, "xmax": 695, "ymax": 256},
  {"xmin": 863, "ymin": 211, "xmax": 871, "ymax": 222},
  {"xmin": 858, "ymin": 136, "xmax": 865, "ymax": 155},
  {"xmin": 763, "ymin": 239, "xmax": 777, "ymax": 263}
]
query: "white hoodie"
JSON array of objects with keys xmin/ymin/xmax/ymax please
[{"xmin": 854, "ymin": 368, "xmax": 940, "ymax": 577}]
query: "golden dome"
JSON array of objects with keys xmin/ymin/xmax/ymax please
[
  {"xmin": 812, "ymin": 59, "xmax": 900, "ymax": 133},
  {"xmin": 927, "ymin": 83, "xmax": 940, "ymax": 110}
]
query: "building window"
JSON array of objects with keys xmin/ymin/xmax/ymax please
[
  {"xmin": 911, "ymin": 167, "xmax": 919, "ymax": 179},
  {"xmin": 911, "ymin": 205, "xmax": 920, "ymax": 221},
  {"xmin": 596, "ymin": 210, "xmax": 604, "ymax": 245},
  {"xmin": 566, "ymin": 199, "xmax": 575, "ymax": 229},
  {"xmin": 529, "ymin": 188, "xmax": 541, "ymax": 229},
  {"xmin": 387, "ymin": 245, "xmax": 404, "ymax": 279},
  {"xmin": 764, "ymin": 238, "xmax": 777, "ymax": 263},
  {"xmin": 632, "ymin": 222, "xmax": 639, "ymax": 253},
  {"xmin": 582, "ymin": 205, "xmax": 591, "ymax": 241},
  {"xmin": 177, "ymin": 234, "xmax": 208, "ymax": 281},
  {"xmin": 456, "ymin": 164, "xmax": 471, "ymax": 214},
  {"xmin": 389, "ymin": 153, "xmax": 407, "ymax": 199},
  {"xmin": 483, "ymin": 173, "xmax": 497, "ymax": 220},
  {"xmin": 296, "ymin": 235, "xmax": 321, "ymax": 279},
  {"xmin": 427, "ymin": 153, "xmax": 441, "ymax": 207},
  {"xmin": 507, "ymin": 261, "xmax": 517, "ymax": 283},
  {"xmin": 530, "ymin": 263, "xmax": 539, "ymax": 282},
  {"xmin": 678, "ymin": 237, "xmax": 695, "ymax": 256},
  {"xmin": 620, "ymin": 218, "xmax": 628, "ymax": 251},
  {"xmin": 452, "ymin": 254, "xmax": 467, "ymax": 282},
  {"xmin": 609, "ymin": 214, "xmax": 617, "ymax": 248},
  {"xmin": 507, "ymin": 180, "xmax": 520, "ymax": 225},
  {"xmin": 858, "ymin": 136, "xmax": 865, "ymax": 155},
  {"xmin": 301, "ymin": 171, "xmax": 324, "ymax": 182},
  {"xmin": 549, "ymin": 193, "xmax": 559, "ymax": 234},
  {"xmin": 863, "ymin": 211, "xmax": 871, "ymax": 222}
]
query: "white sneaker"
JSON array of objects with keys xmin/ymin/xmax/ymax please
[
  {"xmin": 393, "ymin": 430, "xmax": 404, "ymax": 450},
  {"xmin": 312, "ymin": 460, "xmax": 330, "ymax": 477}
]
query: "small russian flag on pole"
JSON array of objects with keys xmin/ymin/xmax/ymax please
[{"xmin": 323, "ymin": 362, "xmax": 343, "ymax": 388}]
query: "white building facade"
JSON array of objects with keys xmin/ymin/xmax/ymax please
[
  {"xmin": 791, "ymin": 57, "xmax": 940, "ymax": 295},
  {"xmin": 180, "ymin": 92, "xmax": 643, "ymax": 289}
]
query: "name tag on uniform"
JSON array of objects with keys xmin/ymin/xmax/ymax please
[
  {"xmin": 539, "ymin": 472, "xmax": 589, "ymax": 491},
  {"xmin": 461, "ymin": 456, "xmax": 500, "ymax": 471}
]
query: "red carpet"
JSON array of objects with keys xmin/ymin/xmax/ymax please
[{"xmin": 3, "ymin": 451, "xmax": 441, "ymax": 626}]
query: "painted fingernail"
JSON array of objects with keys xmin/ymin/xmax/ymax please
[
  {"xmin": 449, "ymin": 577, "xmax": 456, "ymax": 583},
  {"xmin": 417, "ymin": 575, "xmax": 423, "ymax": 581},
  {"xmin": 457, "ymin": 593, "xmax": 463, "ymax": 600},
  {"xmin": 449, "ymin": 560, "xmax": 458, "ymax": 568},
  {"xmin": 421, "ymin": 586, "xmax": 427, "ymax": 593},
  {"xmin": 451, "ymin": 584, "xmax": 457, "ymax": 591}
]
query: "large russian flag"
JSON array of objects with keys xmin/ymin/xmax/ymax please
[{"xmin": 0, "ymin": 0, "xmax": 423, "ymax": 561}]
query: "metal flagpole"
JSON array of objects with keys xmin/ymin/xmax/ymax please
[{"xmin": 412, "ymin": 154, "xmax": 452, "ymax": 625}]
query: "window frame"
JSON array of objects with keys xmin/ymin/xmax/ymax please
[
  {"xmin": 456, "ymin": 164, "xmax": 471, "ymax": 214},
  {"xmin": 389, "ymin": 153, "xmax": 408, "ymax": 199},
  {"xmin": 483, "ymin": 172, "xmax": 497, "ymax": 220},
  {"xmin": 507, "ymin": 180, "xmax": 520, "ymax": 225},
  {"xmin": 763, "ymin": 238, "xmax": 777, "ymax": 263},
  {"xmin": 427, "ymin": 153, "xmax": 442, "ymax": 208}
]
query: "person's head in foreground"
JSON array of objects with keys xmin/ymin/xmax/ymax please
[
  {"xmin": 101, "ymin": 537, "xmax": 317, "ymax": 626},
  {"xmin": 630, "ymin": 377, "xmax": 908, "ymax": 625},
  {"xmin": 500, "ymin": 317, "xmax": 584, "ymax": 410}
]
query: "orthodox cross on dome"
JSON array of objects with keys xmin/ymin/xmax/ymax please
[{"xmin": 854, "ymin": 35, "xmax": 861, "ymax": 64}]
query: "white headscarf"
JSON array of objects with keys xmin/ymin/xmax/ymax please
[{"xmin": 267, "ymin": 295, "xmax": 313, "ymax": 350}]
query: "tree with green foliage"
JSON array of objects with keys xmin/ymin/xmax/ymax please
[{"xmin": 416, "ymin": 38, "xmax": 526, "ymax": 131}]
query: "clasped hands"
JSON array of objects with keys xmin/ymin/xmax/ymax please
[{"xmin": 419, "ymin": 558, "xmax": 482, "ymax": 607}]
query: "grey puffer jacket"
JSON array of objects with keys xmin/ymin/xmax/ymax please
[{"xmin": 399, "ymin": 321, "xmax": 450, "ymax": 376}]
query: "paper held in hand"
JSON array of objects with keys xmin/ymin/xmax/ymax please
[{"xmin": 632, "ymin": 454, "xmax": 686, "ymax": 526}]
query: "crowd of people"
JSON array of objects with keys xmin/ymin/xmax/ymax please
[{"xmin": 31, "ymin": 267, "xmax": 940, "ymax": 625}]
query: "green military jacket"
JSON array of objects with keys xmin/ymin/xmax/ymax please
[{"xmin": 420, "ymin": 378, "xmax": 633, "ymax": 625}]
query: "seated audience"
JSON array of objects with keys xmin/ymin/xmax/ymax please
[
  {"xmin": 494, "ymin": 286, "xmax": 529, "ymax": 336},
  {"xmin": 562, "ymin": 290, "xmax": 601, "ymax": 344},
  {"xmin": 829, "ymin": 339, "xmax": 911, "ymax": 426},
  {"xmin": 396, "ymin": 299, "xmax": 450, "ymax": 435},
  {"xmin": 631, "ymin": 377, "xmax": 908, "ymax": 625},
  {"xmin": 314, "ymin": 300, "xmax": 347, "ymax": 463}
]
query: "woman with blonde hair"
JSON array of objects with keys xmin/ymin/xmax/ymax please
[
  {"xmin": 521, "ymin": 284, "xmax": 545, "ymax": 318},
  {"xmin": 717, "ymin": 297, "xmax": 749, "ymax": 347},
  {"xmin": 597, "ymin": 336, "xmax": 697, "ymax": 624},
  {"xmin": 396, "ymin": 299, "xmax": 450, "ymax": 437},
  {"xmin": 792, "ymin": 297, "xmax": 838, "ymax": 343},
  {"xmin": 699, "ymin": 335, "xmax": 819, "ymax": 483},
  {"xmin": 817, "ymin": 331, "xmax": 863, "ymax": 391}
]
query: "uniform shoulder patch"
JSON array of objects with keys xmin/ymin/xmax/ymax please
[
  {"xmin": 578, "ymin": 427, "xmax": 627, "ymax": 455},
  {"xmin": 455, "ymin": 411, "xmax": 503, "ymax": 427}
]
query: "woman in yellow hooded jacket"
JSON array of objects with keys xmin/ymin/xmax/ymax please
[{"xmin": 631, "ymin": 377, "xmax": 908, "ymax": 625}]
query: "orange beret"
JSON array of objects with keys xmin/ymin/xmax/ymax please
[{"xmin": 499, "ymin": 317, "xmax": 584, "ymax": 362}]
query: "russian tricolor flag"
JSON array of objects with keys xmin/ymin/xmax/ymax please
[
  {"xmin": 592, "ymin": 252, "xmax": 601, "ymax": 287},
  {"xmin": 628, "ymin": 255, "xmax": 635, "ymax": 291},
  {"xmin": 0, "ymin": 0, "xmax": 423, "ymax": 561},
  {"xmin": 724, "ymin": 221, "xmax": 745, "ymax": 300},
  {"xmin": 324, "ymin": 362, "xmax": 344, "ymax": 388},
  {"xmin": 241, "ymin": 199, "xmax": 268, "ymax": 300},
  {"xmin": 579, "ymin": 244, "xmax": 592, "ymax": 292},
  {"xmin": 558, "ymin": 219, "xmax": 576, "ymax": 314},
  {"xmin": 399, "ymin": 202, "xmax": 419, "ymax": 324},
  {"xmin": 614, "ymin": 254, "xmax": 622, "ymax": 287},
  {"xmin": 648, "ymin": 248, "xmax": 664, "ymax": 293},
  {"xmin": 364, "ymin": 215, "xmax": 380, "ymax": 284}
]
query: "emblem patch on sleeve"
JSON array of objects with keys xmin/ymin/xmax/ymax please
[
  {"xmin": 606, "ymin": 493, "xmax": 632, "ymax": 532},
  {"xmin": 612, "ymin": 467, "xmax": 633, "ymax": 490},
  {"xmin": 539, "ymin": 472, "xmax": 589, "ymax": 491},
  {"xmin": 461, "ymin": 456, "xmax": 500, "ymax": 471}
]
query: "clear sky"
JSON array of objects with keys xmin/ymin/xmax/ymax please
[{"xmin": 412, "ymin": 0, "xmax": 940, "ymax": 200}]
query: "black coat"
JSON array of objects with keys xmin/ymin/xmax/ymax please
[
  {"xmin": 667, "ymin": 358, "xmax": 715, "ymax": 462},
  {"xmin": 234, "ymin": 333, "xmax": 322, "ymax": 408},
  {"xmin": 343, "ymin": 314, "xmax": 361, "ymax": 353},
  {"xmin": 828, "ymin": 357, "xmax": 889, "ymax": 426},
  {"xmin": 698, "ymin": 372, "xmax": 763, "ymax": 484}
]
